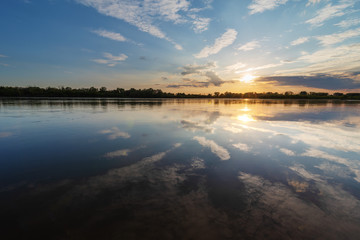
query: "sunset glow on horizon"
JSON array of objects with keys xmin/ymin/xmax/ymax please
[{"xmin": 1, "ymin": 0, "xmax": 360, "ymax": 93}]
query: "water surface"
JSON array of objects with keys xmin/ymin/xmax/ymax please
[{"xmin": 1, "ymin": 99, "xmax": 360, "ymax": 239}]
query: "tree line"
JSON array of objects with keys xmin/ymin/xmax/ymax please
[{"xmin": 0, "ymin": 86, "xmax": 359, "ymax": 99}]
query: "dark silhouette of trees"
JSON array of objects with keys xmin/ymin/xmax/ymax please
[{"xmin": 0, "ymin": 86, "xmax": 359, "ymax": 99}]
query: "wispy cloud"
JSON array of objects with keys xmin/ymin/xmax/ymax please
[
  {"xmin": 238, "ymin": 40, "xmax": 260, "ymax": 51},
  {"xmin": 0, "ymin": 54, "xmax": 7, "ymax": 58},
  {"xmin": 77, "ymin": 0, "xmax": 210, "ymax": 49},
  {"xmin": 99, "ymin": 127, "xmax": 130, "ymax": 139},
  {"xmin": 193, "ymin": 136, "xmax": 230, "ymax": 160},
  {"xmin": 291, "ymin": 37, "xmax": 309, "ymax": 46},
  {"xmin": 306, "ymin": 2, "xmax": 355, "ymax": 27},
  {"xmin": 226, "ymin": 62, "xmax": 247, "ymax": 71},
  {"xmin": 235, "ymin": 63, "xmax": 283, "ymax": 73},
  {"xmin": 276, "ymin": 43, "xmax": 360, "ymax": 76},
  {"xmin": 0, "ymin": 63, "xmax": 10, "ymax": 67},
  {"xmin": 104, "ymin": 149, "xmax": 131, "ymax": 158},
  {"xmin": 335, "ymin": 18, "xmax": 360, "ymax": 28},
  {"xmin": 194, "ymin": 29, "xmax": 237, "ymax": 58},
  {"xmin": 316, "ymin": 27, "xmax": 360, "ymax": 46},
  {"xmin": 92, "ymin": 52, "xmax": 128, "ymax": 67},
  {"xmin": 248, "ymin": 0, "xmax": 288, "ymax": 15},
  {"xmin": 92, "ymin": 29, "xmax": 126, "ymax": 42},
  {"xmin": 0, "ymin": 132, "xmax": 13, "ymax": 138},
  {"xmin": 306, "ymin": 0, "xmax": 322, "ymax": 7}
]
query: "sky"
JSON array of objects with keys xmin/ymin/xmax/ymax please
[{"xmin": 1, "ymin": 0, "xmax": 360, "ymax": 94}]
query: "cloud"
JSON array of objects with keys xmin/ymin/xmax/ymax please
[
  {"xmin": 279, "ymin": 148, "xmax": 295, "ymax": 156},
  {"xmin": 0, "ymin": 54, "xmax": 7, "ymax": 58},
  {"xmin": 99, "ymin": 127, "xmax": 130, "ymax": 139},
  {"xmin": 233, "ymin": 143, "xmax": 251, "ymax": 152},
  {"xmin": 316, "ymin": 27, "xmax": 360, "ymax": 46},
  {"xmin": 306, "ymin": 0, "xmax": 322, "ymax": 7},
  {"xmin": 77, "ymin": 0, "xmax": 209, "ymax": 49},
  {"xmin": 335, "ymin": 18, "xmax": 360, "ymax": 28},
  {"xmin": 194, "ymin": 29, "xmax": 237, "ymax": 58},
  {"xmin": 92, "ymin": 29, "xmax": 126, "ymax": 42},
  {"xmin": 168, "ymin": 70, "xmax": 236, "ymax": 88},
  {"xmin": 291, "ymin": 37, "xmax": 309, "ymax": 46},
  {"xmin": 256, "ymin": 75, "xmax": 360, "ymax": 90},
  {"xmin": 104, "ymin": 149, "xmax": 131, "ymax": 158},
  {"xmin": 248, "ymin": 0, "xmax": 288, "ymax": 15},
  {"xmin": 181, "ymin": 62, "xmax": 216, "ymax": 75},
  {"xmin": 180, "ymin": 120, "xmax": 214, "ymax": 133},
  {"xmin": 306, "ymin": 2, "xmax": 355, "ymax": 27},
  {"xmin": 193, "ymin": 136, "xmax": 230, "ymax": 160},
  {"xmin": 92, "ymin": 52, "xmax": 128, "ymax": 67},
  {"xmin": 302, "ymin": 148, "xmax": 360, "ymax": 182},
  {"xmin": 189, "ymin": 15, "xmax": 211, "ymax": 33},
  {"xmin": 277, "ymin": 43, "xmax": 360, "ymax": 76},
  {"xmin": 0, "ymin": 63, "xmax": 10, "ymax": 67},
  {"xmin": 0, "ymin": 132, "xmax": 13, "ymax": 138},
  {"xmin": 238, "ymin": 40, "xmax": 260, "ymax": 51},
  {"xmin": 235, "ymin": 63, "xmax": 283, "ymax": 73},
  {"xmin": 226, "ymin": 62, "xmax": 247, "ymax": 71}
]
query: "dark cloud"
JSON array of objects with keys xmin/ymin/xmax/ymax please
[
  {"xmin": 181, "ymin": 62, "xmax": 215, "ymax": 75},
  {"xmin": 167, "ymin": 71, "xmax": 237, "ymax": 88},
  {"xmin": 139, "ymin": 56, "xmax": 146, "ymax": 60},
  {"xmin": 256, "ymin": 75, "xmax": 360, "ymax": 90},
  {"xmin": 204, "ymin": 71, "xmax": 226, "ymax": 86}
]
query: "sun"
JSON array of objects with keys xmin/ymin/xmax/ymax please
[{"xmin": 240, "ymin": 74, "xmax": 257, "ymax": 83}]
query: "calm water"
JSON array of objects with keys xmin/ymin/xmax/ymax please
[{"xmin": 1, "ymin": 99, "xmax": 360, "ymax": 239}]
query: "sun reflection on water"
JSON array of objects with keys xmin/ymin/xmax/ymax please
[{"xmin": 237, "ymin": 114, "xmax": 255, "ymax": 122}]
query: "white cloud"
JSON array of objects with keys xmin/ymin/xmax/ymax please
[
  {"xmin": 92, "ymin": 29, "xmax": 126, "ymax": 42},
  {"xmin": 194, "ymin": 29, "xmax": 237, "ymax": 58},
  {"xmin": 335, "ymin": 18, "xmax": 360, "ymax": 28},
  {"xmin": 99, "ymin": 127, "xmax": 130, "ymax": 139},
  {"xmin": 276, "ymin": 43, "xmax": 360, "ymax": 75},
  {"xmin": 291, "ymin": 37, "xmax": 309, "ymax": 46},
  {"xmin": 316, "ymin": 27, "xmax": 360, "ymax": 46},
  {"xmin": 0, "ymin": 54, "xmax": 7, "ymax": 58},
  {"xmin": 77, "ymin": 0, "xmax": 208, "ymax": 49},
  {"xmin": 238, "ymin": 40, "xmax": 260, "ymax": 51},
  {"xmin": 226, "ymin": 62, "xmax": 247, "ymax": 71},
  {"xmin": 279, "ymin": 148, "xmax": 295, "ymax": 156},
  {"xmin": 235, "ymin": 63, "xmax": 283, "ymax": 73},
  {"xmin": 193, "ymin": 136, "xmax": 230, "ymax": 160},
  {"xmin": 233, "ymin": 143, "xmax": 251, "ymax": 152},
  {"xmin": 92, "ymin": 52, "xmax": 128, "ymax": 67},
  {"xmin": 306, "ymin": 2, "xmax": 355, "ymax": 27},
  {"xmin": 248, "ymin": 0, "xmax": 288, "ymax": 15},
  {"xmin": 189, "ymin": 15, "xmax": 211, "ymax": 33},
  {"xmin": 302, "ymin": 148, "xmax": 360, "ymax": 182},
  {"xmin": 306, "ymin": 0, "xmax": 322, "ymax": 7}
]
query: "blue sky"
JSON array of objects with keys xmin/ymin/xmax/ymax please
[{"xmin": 1, "ymin": 0, "xmax": 360, "ymax": 93}]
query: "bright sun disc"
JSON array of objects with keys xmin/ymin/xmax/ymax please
[{"xmin": 240, "ymin": 74, "xmax": 256, "ymax": 83}]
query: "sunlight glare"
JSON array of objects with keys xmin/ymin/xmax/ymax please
[
  {"xmin": 240, "ymin": 74, "xmax": 257, "ymax": 83},
  {"xmin": 237, "ymin": 114, "xmax": 255, "ymax": 122}
]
